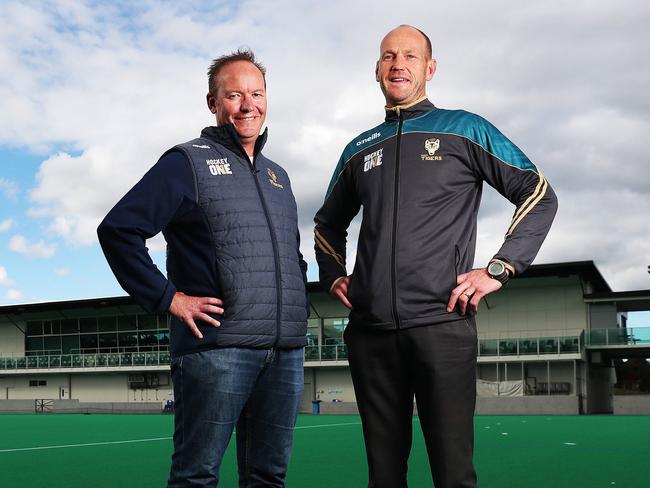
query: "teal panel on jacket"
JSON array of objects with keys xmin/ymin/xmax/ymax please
[
  {"xmin": 326, "ymin": 121, "xmax": 397, "ymax": 197},
  {"xmin": 403, "ymin": 108, "xmax": 538, "ymax": 173}
]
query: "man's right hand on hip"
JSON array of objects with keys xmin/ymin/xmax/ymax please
[{"xmin": 169, "ymin": 292, "xmax": 224, "ymax": 339}]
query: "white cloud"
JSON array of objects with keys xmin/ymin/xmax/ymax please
[
  {"xmin": 0, "ymin": 218, "xmax": 14, "ymax": 232},
  {"xmin": 0, "ymin": 0, "xmax": 649, "ymax": 293},
  {"xmin": 0, "ymin": 266, "xmax": 14, "ymax": 286},
  {"xmin": 0, "ymin": 178, "xmax": 19, "ymax": 201},
  {"xmin": 8, "ymin": 235, "xmax": 56, "ymax": 258},
  {"xmin": 54, "ymin": 267, "xmax": 69, "ymax": 276},
  {"xmin": 5, "ymin": 289, "xmax": 23, "ymax": 301}
]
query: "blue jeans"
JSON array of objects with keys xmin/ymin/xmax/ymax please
[{"xmin": 167, "ymin": 347, "xmax": 304, "ymax": 488}]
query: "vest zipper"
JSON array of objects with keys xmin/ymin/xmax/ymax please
[
  {"xmin": 390, "ymin": 108, "xmax": 403, "ymax": 329},
  {"xmin": 251, "ymin": 159, "xmax": 283, "ymax": 347}
]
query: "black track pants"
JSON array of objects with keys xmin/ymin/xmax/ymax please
[{"xmin": 345, "ymin": 318, "xmax": 478, "ymax": 488}]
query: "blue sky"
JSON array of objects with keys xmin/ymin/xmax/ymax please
[{"xmin": 1, "ymin": 0, "xmax": 649, "ymax": 322}]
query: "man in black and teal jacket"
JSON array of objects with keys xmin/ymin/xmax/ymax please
[
  {"xmin": 314, "ymin": 26, "xmax": 557, "ymax": 488},
  {"xmin": 98, "ymin": 50, "xmax": 307, "ymax": 488}
]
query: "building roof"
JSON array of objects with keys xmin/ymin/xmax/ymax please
[
  {"xmin": 0, "ymin": 260, "xmax": 613, "ymax": 315},
  {"xmin": 584, "ymin": 290, "xmax": 650, "ymax": 312}
]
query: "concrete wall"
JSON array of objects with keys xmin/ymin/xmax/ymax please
[
  {"xmin": 476, "ymin": 396, "xmax": 580, "ymax": 415},
  {"xmin": 311, "ymin": 397, "xmax": 581, "ymax": 416},
  {"xmin": 71, "ymin": 373, "xmax": 172, "ymax": 403},
  {"xmin": 310, "ymin": 291, "xmax": 349, "ymax": 318},
  {"xmin": 589, "ymin": 303, "xmax": 618, "ymax": 330},
  {"xmin": 0, "ymin": 372, "xmax": 173, "ymax": 403},
  {"xmin": 476, "ymin": 276, "xmax": 586, "ymax": 337},
  {"xmin": 313, "ymin": 367, "xmax": 355, "ymax": 402},
  {"xmin": 0, "ymin": 399, "xmax": 162, "ymax": 414},
  {"xmin": 613, "ymin": 395, "xmax": 650, "ymax": 415},
  {"xmin": 0, "ymin": 374, "xmax": 70, "ymax": 399},
  {"xmin": 0, "ymin": 318, "xmax": 26, "ymax": 356}
]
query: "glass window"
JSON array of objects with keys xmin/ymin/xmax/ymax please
[
  {"xmin": 80, "ymin": 317, "xmax": 98, "ymax": 333},
  {"xmin": 26, "ymin": 321, "xmax": 43, "ymax": 336},
  {"xmin": 118, "ymin": 315, "xmax": 137, "ymax": 331},
  {"xmin": 29, "ymin": 380, "xmax": 38, "ymax": 387},
  {"xmin": 44, "ymin": 336, "xmax": 62, "ymax": 354},
  {"xmin": 98, "ymin": 333, "xmax": 118, "ymax": 351},
  {"xmin": 138, "ymin": 314, "xmax": 158, "ymax": 330},
  {"xmin": 80, "ymin": 334, "xmax": 98, "ymax": 352},
  {"xmin": 139, "ymin": 331, "xmax": 158, "ymax": 349},
  {"xmin": 26, "ymin": 336, "xmax": 44, "ymax": 353},
  {"xmin": 159, "ymin": 314, "xmax": 170, "ymax": 329},
  {"xmin": 51, "ymin": 320, "xmax": 61, "ymax": 335},
  {"xmin": 157, "ymin": 331, "xmax": 170, "ymax": 346},
  {"xmin": 62, "ymin": 335, "xmax": 80, "ymax": 354},
  {"xmin": 61, "ymin": 319, "xmax": 79, "ymax": 334},
  {"xmin": 118, "ymin": 332, "xmax": 138, "ymax": 349},
  {"xmin": 323, "ymin": 318, "xmax": 348, "ymax": 345},
  {"xmin": 307, "ymin": 318, "xmax": 320, "ymax": 346},
  {"xmin": 98, "ymin": 316, "xmax": 117, "ymax": 332}
]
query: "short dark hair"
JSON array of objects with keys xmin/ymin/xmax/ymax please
[
  {"xmin": 207, "ymin": 49, "xmax": 266, "ymax": 96},
  {"xmin": 399, "ymin": 24, "xmax": 433, "ymax": 59}
]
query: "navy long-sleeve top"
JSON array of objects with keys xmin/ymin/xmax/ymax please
[{"xmin": 97, "ymin": 150, "xmax": 211, "ymax": 313}]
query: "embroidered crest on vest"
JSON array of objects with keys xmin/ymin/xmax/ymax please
[{"xmin": 267, "ymin": 168, "xmax": 284, "ymax": 189}]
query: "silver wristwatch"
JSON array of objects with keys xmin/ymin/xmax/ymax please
[{"xmin": 487, "ymin": 260, "xmax": 510, "ymax": 286}]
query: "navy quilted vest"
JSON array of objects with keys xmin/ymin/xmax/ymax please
[{"xmin": 168, "ymin": 128, "xmax": 307, "ymax": 353}]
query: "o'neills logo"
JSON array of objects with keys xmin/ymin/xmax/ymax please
[
  {"xmin": 206, "ymin": 158, "xmax": 232, "ymax": 175},
  {"xmin": 363, "ymin": 148, "xmax": 383, "ymax": 172},
  {"xmin": 421, "ymin": 138, "xmax": 442, "ymax": 161},
  {"xmin": 267, "ymin": 168, "xmax": 284, "ymax": 189},
  {"xmin": 356, "ymin": 132, "xmax": 381, "ymax": 146}
]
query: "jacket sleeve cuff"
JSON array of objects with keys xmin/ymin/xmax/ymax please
[
  {"xmin": 157, "ymin": 281, "xmax": 178, "ymax": 314},
  {"xmin": 329, "ymin": 276, "xmax": 347, "ymax": 294}
]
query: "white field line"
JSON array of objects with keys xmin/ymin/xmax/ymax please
[
  {"xmin": 0, "ymin": 437, "xmax": 171, "ymax": 453},
  {"xmin": 0, "ymin": 421, "xmax": 368, "ymax": 453},
  {"xmin": 295, "ymin": 421, "xmax": 361, "ymax": 430}
]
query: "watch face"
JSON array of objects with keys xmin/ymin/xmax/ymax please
[{"xmin": 488, "ymin": 261, "xmax": 505, "ymax": 276}]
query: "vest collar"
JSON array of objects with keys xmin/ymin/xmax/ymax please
[{"xmin": 200, "ymin": 125, "xmax": 268, "ymax": 161}]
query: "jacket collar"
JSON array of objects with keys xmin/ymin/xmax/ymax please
[
  {"xmin": 385, "ymin": 97, "xmax": 435, "ymax": 122},
  {"xmin": 200, "ymin": 124, "xmax": 268, "ymax": 161}
]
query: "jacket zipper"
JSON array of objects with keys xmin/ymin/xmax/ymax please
[
  {"xmin": 250, "ymin": 159, "xmax": 283, "ymax": 347},
  {"xmin": 390, "ymin": 109, "xmax": 403, "ymax": 329}
]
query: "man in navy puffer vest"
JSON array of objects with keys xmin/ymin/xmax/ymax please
[{"xmin": 98, "ymin": 49, "xmax": 308, "ymax": 487}]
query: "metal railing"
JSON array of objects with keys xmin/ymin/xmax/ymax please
[
  {"xmin": 304, "ymin": 344, "xmax": 348, "ymax": 362},
  {"xmin": 477, "ymin": 331, "xmax": 583, "ymax": 358},
  {"xmin": 1, "ymin": 331, "xmax": 597, "ymax": 370},
  {"xmin": 0, "ymin": 351, "xmax": 171, "ymax": 370},
  {"xmin": 585, "ymin": 327, "xmax": 650, "ymax": 347}
]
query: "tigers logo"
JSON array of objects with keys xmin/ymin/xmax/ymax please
[
  {"xmin": 421, "ymin": 138, "xmax": 442, "ymax": 161},
  {"xmin": 267, "ymin": 168, "xmax": 284, "ymax": 189}
]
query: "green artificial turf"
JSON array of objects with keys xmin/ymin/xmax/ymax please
[{"xmin": 0, "ymin": 414, "xmax": 648, "ymax": 487}]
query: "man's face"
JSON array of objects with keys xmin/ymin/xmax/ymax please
[
  {"xmin": 207, "ymin": 60, "xmax": 266, "ymax": 146},
  {"xmin": 375, "ymin": 27, "xmax": 436, "ymax": 107}
]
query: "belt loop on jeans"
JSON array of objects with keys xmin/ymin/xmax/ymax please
[{"xmin": 265, "ymin": 347, "xmax": 275, "ymax": 364}]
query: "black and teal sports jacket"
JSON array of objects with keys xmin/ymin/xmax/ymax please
[{"xmin": 314, "ymin": 99, "xmax": 557, "ymax": 329}]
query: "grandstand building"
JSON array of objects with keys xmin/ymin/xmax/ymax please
[{"xmin": 1, "ymin": 261, "xmax": 649, "ymax": 415}]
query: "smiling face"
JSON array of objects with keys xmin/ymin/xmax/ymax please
[
  {"xmin": 207, "ymin": 60, "xmax": 266, "ymax": 155},
  {"xmin": 376, "ymin": 26, "xmax": 436, "ymax": 107}
]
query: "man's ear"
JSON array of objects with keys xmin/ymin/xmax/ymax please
[
  {"xmin": 375, "ymin": 61, "xmax": 380, "ymax": 82},
  {"xmin": 206, "ymin": 92, "xmax": 216, "ymax": 113},
  {"xmin": 426, "ymin": 59, "xmax": 437, "ymax": 81}
]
